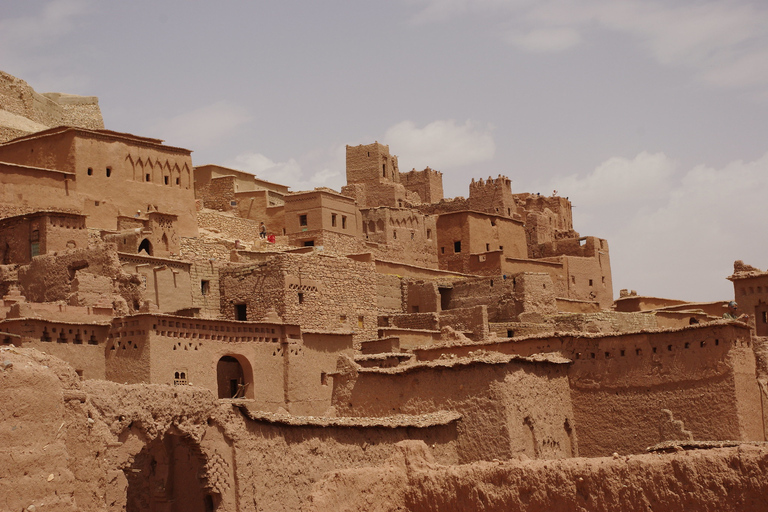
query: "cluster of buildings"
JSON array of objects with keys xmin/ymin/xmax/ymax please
[{"xmin": 1, "ymin": 70, "xmax": 766, "ymax": 510}]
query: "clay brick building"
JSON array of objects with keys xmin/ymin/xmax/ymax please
[
  {"xmin": 0, "ymin": 211, "xmax": 88, "ymax": 264},
  {"xmin": 0, "ymin": 126, "xmax": 198, "ymax": 236}
]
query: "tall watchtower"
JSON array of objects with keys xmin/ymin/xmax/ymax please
[
  {"xmin": 346, "ymin": 142, "xmax": 400, "ymax": 185},
  {"xmin": 468, "ymin": 175, "xmax": 517, "ymax": 217}
]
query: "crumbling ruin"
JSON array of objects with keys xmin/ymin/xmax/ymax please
[{"xmin": 1, "ymin": 70, "xmax": 768, "ymax": 511}]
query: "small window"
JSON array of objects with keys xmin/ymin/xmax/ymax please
[
  {"xmin": 441, "ymin": 247, "xmax": 445, "ymax": 254},
  {"xmin": 164, "ymin": 176, "xmax": 169, "ymax": 185},
  {"xmin": 393, "ymin": 230, "xmax": 397, "ymax": 239},
  {"xmin": 589, "ymin": 279, "xmax": 593, "ymax": 286},
  {"xmin": 411, "ymin": 305, "xmax": 419, "ymax": 313},
  {"xmin": 342, "ymin": 216, "xmax": 347, "ymax": 229},
  {"xmin": 201, "ymin": 280, "xmax": 210, "ymax": 295},
  {"xmin": 411, "ymin": 232, "xmax": 414, "ymax": 240},
  {"xmin": 234, "ymin": 304, "xmax": 247, "ymax": 321},
  {"xmin": 298, "ymin": 292, "xmax": 304, "ymax": 304},
  {"xmin": 299, "ymin": 214, "xmax": 307, "ymax": 226},
  {"xmin": 145, "ymin": 173, "xmax": 150, "ymax": 182},
  {"xmin": 454, "ymin": 241, "xmax": 461, "ymax": 253},
  {"xmin": 382, "ymin": 164, "xmax": 386, "ymax": 177},
  {"xmin": 486, "ymin": 243, "xmax": 490, "ymax": 251},
  {"xmin": 571, "ymin": 276, "xmax": 576, "ymax": 284},
  {"xmin": 358, "ymin": 316, "xmax": 364, "ymax": 327},
  {"xmin": 321, "ymin": 372, "xmax": 328, "ymax": 386},
  {"xmin": 490, "ymin": 219, "xmax": 496, "ymax": 226},
  {"xmin": 303, "ymin": 240, "xmax": 315, "ymax": 247},
  {"xmin": 507, "ymin": 329, "xmax": 514, "ymax": 337},
  {"xmin": 173, "ymin": 371, "xmax": 188, "ymax": 386},
  {"xmin": 331, "ymin": 213, "xmax": 337, "ymax": 227},
  {"xmin": 339, "ymin": 314, "xmax": 347, "ymax": 323},
  {"xmin": 106, "ymin": 167, "xmax": 112, "ymax": 177},
  {"xmin": 426, "ymin": 229, "xmax": 432, "ymax": 239},
  {"xmin": 87, "ymin": 167, "xmax": 93, "ymax": 176},
  {"xmin": 176, "ymin": 177, "xmax": 180, "ymax": 185}
]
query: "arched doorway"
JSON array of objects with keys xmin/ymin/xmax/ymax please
[
  {"xmin": 138, "ymin": 238, "xmax": 153, "ymax": 255},
  {"xmin": 125, "ymin": 433, "xmax": 218, "ymax": 512},
  {"xmin": 216, "ymin": 355, "xmax": 253, "ymax": 399}
]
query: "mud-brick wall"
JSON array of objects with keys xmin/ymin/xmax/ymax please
[
  {"xmin": 219, "ymin": 254, "xmax": 379, "ymax": 344},
  {"xmin": 197, "ymin": 175, "xmax": 236, "ymax": 211},
  {"xmin": 180, "ymin": 235, "xmax": 232, "ymax": 261},
  {"xmin": 376, "ymin": 274, "xmax": 403, "ymax": 313},
  {"xmin": 189, "ymin": 258, "xmax": 223, "ymax": 319},
  {"xmin": 284, "ymin": 332, "xmax": 355, "ymax": 415},
  {"xmin": 278, "ymin": 254, "xmax": 378, "ymax": 343},
  {"xmin": 552, "ymin": 311, "xmax": 659, "ymax": 333},
  {"xmin": 197, "ymin": 210, "xmax": 260, "ymax": 243},
  {"xmin": 568, "ymin": 324, "xmax": 762, "ymax": 456},
  {"xmin": 332, "ymin": 359, "xmax": 575, "ymax": 463}
]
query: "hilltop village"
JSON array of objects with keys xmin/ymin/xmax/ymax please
[{"xmin": 1, "ymin": 70, "xmax": 768, "ymax": 512}]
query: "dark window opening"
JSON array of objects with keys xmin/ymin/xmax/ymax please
[
  {"xmin": 138, "ymin": 238, "xmax": 152, "ymax": 255},
  {"xmin": 589, "ymin": 279, "xmax": 594, "ymax": 286},
  {"xmin": 201, "ymin": 280, "xmax": 210, "ymax": 295},
  {"xmin": 234, "ymin": 304, "xmax": 247, "ymax": 321},
  {"xmin": 145, "ymin": 173, "xmax": 150, "ymax": 182},
  {"xmin": 299, "ymin": 214, "xmax": 307, "ymax": 226},
  {"xmin": 342, "ymin": 216, "xmax": 347, "ymax": 229},
  {"xmin": 303, "ymin": 240, "xmax": 315, "ymax": 247},
  {"xmin": 382, "ymin": 164, "xmax": 386, "ymax": 177},
  {"xmin": 486, "ymin": 243, "xmax": 490, "ymax": 251},
  {"xmin": 298, "ymin": 292, "xmax": 304, "ymax": 304},
  {"xmin": 321, "ymin": 372, "xmax": 328, "ymax": 386},
  {"xmin": 164, "ymin": 176, "xmax": 169, "ymax": 185},
  {"xmin": 438, "ymin": 287, "xmax": 452, "ymax": 311},
  {"xmin": 87, "ymin": 167, "xmax": 93, "ymax": 176},
  {"xmin": 454, "ymin": 241, "xmax": 461, "ymax": 253},
  {"xmin": 411, "ymin": 305, "xmax": 419, "ymax": 313},
  {"xmin": 176, "ymin": 177, "xmax": 180, "ymax": 185},
  {"xmin": 106, "ymin": 167, "xmax": 112, "ymax": 177},
  {"xmin": 441, "ymin": 247, "xmax": 445, "ymax": 254},
  {"xmin": 331, "ymin": 213, "xmax": 337, "ymax": 227},
  {"xmin": 507, "ymin": 329, "xmax": 514, "ymax": 337},
  {"xmin": 427, "ymin": 229, "xmax": 432, "ymax": 239}
]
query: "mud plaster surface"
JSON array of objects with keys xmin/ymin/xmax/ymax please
[{"xmin": 3, "ymin": 346, "xmax": 768, "ymax": 512}]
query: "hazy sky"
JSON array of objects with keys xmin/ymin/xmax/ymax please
[{"xmin": 2, "ymin": 0, "xmax": 768, "ymax": 302}]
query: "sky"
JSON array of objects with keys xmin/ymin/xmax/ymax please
[{"xmin": 2, "ymin": 0, "xmax": 767, "ymax": 302}]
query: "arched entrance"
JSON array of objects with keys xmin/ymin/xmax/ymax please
[
  {"xmin": 138, "ymin": 238, "xmax": 153, "ymax": 255},
  {"xmin": 216, "ymin": 355, "xmax": 253, "ymax": 399},
  {"xmin": 125, "ymin": 433, "xmax": 218, "ymax": 512}
]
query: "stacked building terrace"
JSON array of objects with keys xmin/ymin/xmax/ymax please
[{"xmin": 0, "ymin": 71, "xmax": 765, "ymax": 511}]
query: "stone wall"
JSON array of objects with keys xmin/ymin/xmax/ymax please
[
  {"xmin": 219, "ymin": 253, "xmax": 378, "ymax": 343},
  {"xmin": 0, "ymin": 71, "xmax": 104, "ymax": 142}
]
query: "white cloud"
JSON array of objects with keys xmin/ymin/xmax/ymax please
[
  {"xmin": 224, "ymin": 144, "xmax": 347, "ymax": 192},
  {"xmin": 407, "ymin": 0, "xmax": 768, "ymax": 90},
  {"xmin": 148, "ymin": 101, "xmax": 251, "ymax": 151},
  {"xmin": 0, "ymin": 0, "xmax": 93, "ymax": 87},
  {"xmin": 0, "ymin": 0, "xmax": 90, "ymax": 47},
  {"xmin": 543, "ymin": 151, "xmax": 768, "ymax": 301},
  {"xmin": 384, "ymin": 119, "xmax": 495, "ymax": 170},
  {"xmin": 225, "ymin": 153, "xmax": 303, "ymax": 187},
  {"xmin": 503, "ymin": 27, "xmax": 582, "ymax": 52}
]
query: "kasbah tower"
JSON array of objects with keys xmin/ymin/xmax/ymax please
[{"xmin": 1, "ymin": 69, "xmax": 767, "ymax": 511}]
